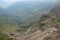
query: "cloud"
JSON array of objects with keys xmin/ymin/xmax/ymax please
[
  {"xmin": 0, "ymin": 0, "xmax": 59, "ymax": 8},
  {"xmin": 0, "ymin": 0, "xmax": 28, "ymax": 8}
]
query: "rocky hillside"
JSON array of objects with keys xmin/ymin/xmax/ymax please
[
  {"xmin": 0, "ymin": 31, "xmax": 12, "ymax": 40},
  {"xmin": 3, "ymin": 4, "xmax": 60, "ymax": 40},
  {"xmin": 0, "ymin": 1, "xmax": 60, "ymax": 40},
  {"xmin": 14, "ymin": 4, "xmax": 60, "ymax": 40},
  {"xmin": 26, "ymin": 4, "xmax": 60, "ymax": 33}
]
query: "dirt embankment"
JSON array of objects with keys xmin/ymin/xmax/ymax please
[{"xmin": 6, "ymin": 27, "xmax": 57, "ymax": 40}]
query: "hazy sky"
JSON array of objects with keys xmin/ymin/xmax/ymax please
[
  {"xmin": 0, "ymin": 0, "xmax": 28, "ymax": 8},
  {"xmin": 0, "ymin": 0, "xmax": 59, "ymax": 8}
]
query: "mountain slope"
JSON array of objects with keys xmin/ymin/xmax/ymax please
[
  {"xmin": 14, "ymin": 4, "xmax": 60, "ymax": 40},
  {"xmin": 21, "ymin": 4, "xmax": 60, "ymax": 37},
  {"xmin": 5, "ymin": 1, "xmax": 57, "ymax": 25},
  {"xmin": 0, "ymin": 9, "xmax": 18, "ymax": 32},
  {"xmin": 0, "ymin": 31, "xmax": 11, "ymax": 40},
  {"xmin": 0, "ymin": 1, "xmax": 60, "ymax": 40},
  {"xmin": 0, "ymin": 1, "xmax": 57, "ymax": 34}
]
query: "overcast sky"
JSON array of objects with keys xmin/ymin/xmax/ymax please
[{"xmin": 0, "ymin": 0, "xmax": 59, "ymax": 8}]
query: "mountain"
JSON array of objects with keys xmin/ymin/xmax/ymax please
[
  {"xmin": 4, "ymin": 1, "xmax": 57, "ymax": 27},
  {"xmin": 0, "ymin": 9, "xmax": 19, "ymax": 40},
  {"xmin": 0, "ymin": 1, "xmax": 59, "ymax": 34},
  {"xmin": 0, "ymin": 8, "xmax": 19, "ymax": 32},
  {"xmin": 25, "ymin": 4, "xmax": 60, "ymax": 33},
  {"xmin": 43, "ymin": 4, "xmax": 60, "ymax": 40},
  {"xmin": 0, "ymin": 1, "xmax": 60, "ymax": 40},
  {"xmin": 6, "ymin": 4, "xmax": 60, "ymax": 40},
  {"xmin": 14, "ymin": 4, "xmax": 60, "ymax": 40}
]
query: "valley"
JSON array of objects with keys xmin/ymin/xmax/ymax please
[{"xmin": 0, "ymin": 0, "xmax": 60, "ymax": 40}]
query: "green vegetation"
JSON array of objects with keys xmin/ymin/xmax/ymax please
[
  {"xmin": 41, "ymin": 7, "xmax": 60, "ymax": 40},
  {"xmin": 0, "ymin": 13, "xmax": 18, "ymax": 32},
  {"xmin": 0, "ymin": 2, "xmax": 60, "ymax": 40},
  {"xmin": 0, "ymin": 31, "xmax": 12, "ymax": 40}
]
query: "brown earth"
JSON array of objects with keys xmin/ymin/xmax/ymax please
[{"xmin": 4, "ymin": 27, "xmax": 57, "ymax": 40}]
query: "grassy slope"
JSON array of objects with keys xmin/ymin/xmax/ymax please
[
  {"xmin": 0, "ymin": 13, "xmax": 18, "ymax": 32},
  {"xmin": 0, "ymin": 31, "xmax": 12, "ymax": 40}
]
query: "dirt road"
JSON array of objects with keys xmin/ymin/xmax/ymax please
[
  {"xmin": 15, "ymin": 27, "xmax": 57, "ymax": 40},
  {"xmin": 3, "ymin": 27, "xmax": 57, "ymax": 40}
]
